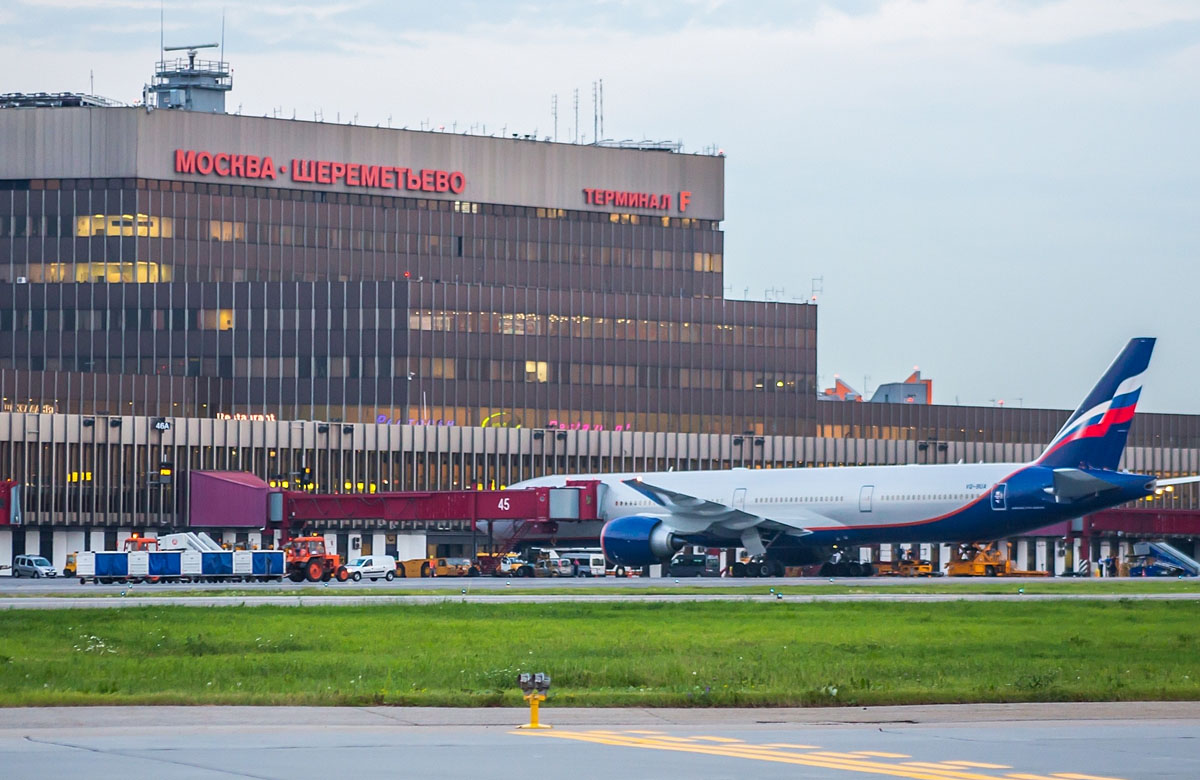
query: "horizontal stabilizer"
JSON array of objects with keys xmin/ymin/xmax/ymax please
[
  {"xmin": 1156, "ymin": 475, "xmax": 1200, "ymax": 488},
  {"xmin": 1051, "ymin": 468, "xmax": 1125, "ymax": 500}
]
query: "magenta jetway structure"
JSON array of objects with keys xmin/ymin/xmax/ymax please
[{"xmin": 187, "ymin": 471, "xmax": 604, "ymax": 546}]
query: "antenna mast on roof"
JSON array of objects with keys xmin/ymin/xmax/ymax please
[
  {"xmin": 220, "ymin": 8, "xmax": 226, "ymax": 65},
  {"xmin": 551, "ymin": 93, "xmax": 558, "ymax": 142},
  {"xmin": 572, "ymin": 88, "xmax": 579, "ymax": 144}
]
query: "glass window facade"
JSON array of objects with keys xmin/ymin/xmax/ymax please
[{"xmin": 0, "ymin": 178, "xmax": 817, "ymax": 435}]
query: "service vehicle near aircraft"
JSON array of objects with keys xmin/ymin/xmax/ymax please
[
  {"xmin": 285, "ymin": 536, "xmax": 349, "ymax": 582},
  {"xmin": 665, "ymin": 552, "xmax": 721, "ymax": 577},
  {"xmin": 531, "ymin": 557, "xmax": 575, "ymax": 577},
  {"xmin": 525, "ymin": 547, "xmax": 579, "ymax": 577},
  {"xmin": 397, "ymin": 557, "xmax": 481, "ymax": 578},
  {"xmin": 478, "ymin": 553, "xmax": 534, "ymax": 578},
  {"xmin": 945, "ymin": 542, "xmax": 1049, "ymax": 577},
  {"xmin": 75, "ymin": 532, "xmax": 286, "ymax": 584},
  {"xmin": 12, "ymin": 555, "xmax": 57, "ymax": 578},
  {"xmin": 1127, "ymin": 541, "xmax": 1200, "ymax": 577},
  {"xmin": 556, "ymin": 549, "xmax": 607, "ymax": 577},
  {"xmin": 343, "ymin": 555, "xmax": 396, "ymax": 581},
  {"xmin": 512, "ymin": 339, "xmax": 1200, "ymax": 577}
]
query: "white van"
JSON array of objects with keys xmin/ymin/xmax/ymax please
[
  {"xmin": 558, "ymin": 549, "xmax": 607, "ymax": 577},
  {"xmin": 343, "ymin": 555, "xmax": 396, "ymax": 582}
]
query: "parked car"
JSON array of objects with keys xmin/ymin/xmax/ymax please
[
  {"xmin": 666, "ymin": 553, "xmax": 721, "ymax": 577},
  {"xmin": 489, "ymin": 555, "xmax": 535, "ymax": 578},
  {"xmin": 343, "ymin": 555, "xmax": 397, "ymax": 582},
  {"xmin": 533, "ymin": 557, "xmax": 575, "ymax": 577},
  {"xmin": 12, "ymin": 555, "xmax": 58, "ymax": 578}
]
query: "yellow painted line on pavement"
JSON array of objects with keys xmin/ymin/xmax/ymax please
[
  {"xmin": 514, "ymin": 730, "xmax": 1033, "ymax": 780},
  {"xmin": 627, "ymin": 730, "xmax": 664, "ymax": 734},
  {"xmin": 763, "ymin": 743, "xmax": 822, "ymax": 749},
  {"xmin": 691, "ymin": 735, "xmax": 745, "ymax": 742},
  {"xmin": 855, "ymin": 752, "xmax": 913, "ymax": 758},
  {"xmin": 817, "ymin": 751, "xmax": 891, "ymax": 759},
  {"xmin": 1053, "ymin": 774, "xmax": 1127, "ymax": 780},
  {"xmin": 943, "ymin": 762, "xmax": 1011, "ymax": 769}
]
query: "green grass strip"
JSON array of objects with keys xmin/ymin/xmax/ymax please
[{"xmin": 1, "ymin": 600, "xmax": 1198, "ymax": 707}]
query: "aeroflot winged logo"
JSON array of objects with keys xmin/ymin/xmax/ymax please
[
  {"xmin": 1038, "ymin": 373, "xmax": 1142, "ymax": 462},
  {"xmin": 173, "ymin": 149, "xmax": 467, "ymax": 194}
]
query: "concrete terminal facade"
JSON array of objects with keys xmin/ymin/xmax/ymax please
[{"xmin": 1, "ymin": 101, "xmax": 1198, "ymax": 573}]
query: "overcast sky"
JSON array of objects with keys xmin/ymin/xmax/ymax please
[{"xmin": 2, "ymin": 0, "xmax": 1198, "ymax": 413}]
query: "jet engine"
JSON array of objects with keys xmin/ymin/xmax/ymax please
[{"xmin": 600, "ymin": 515, "xmax": 682, "ymax": 566}]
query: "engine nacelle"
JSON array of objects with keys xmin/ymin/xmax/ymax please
[{"xmin": 600, "ymin": 515, "xmax": 681, "ymax": 567}]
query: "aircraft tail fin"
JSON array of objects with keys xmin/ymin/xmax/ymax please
[{"xmin": 1036, "ymin": 338, "xmax": 1154, "ymax": 471}]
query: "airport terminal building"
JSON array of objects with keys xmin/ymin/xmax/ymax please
[{"xmin": 1, "ymin": 71, "xmax": 1198, "ymax": 573}]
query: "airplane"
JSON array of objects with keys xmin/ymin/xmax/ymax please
[{"xmin": 510, "ymin": 338, "xmax": 1200, "ymax": 576}]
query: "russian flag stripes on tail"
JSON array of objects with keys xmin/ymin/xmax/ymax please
[{"xmin": 1036, "ymin": 338, "xmax": 1155, "ymax": 471}]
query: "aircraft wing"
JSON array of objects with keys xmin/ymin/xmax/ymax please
[{"xmin": 621, "ymin": 478, "xmax": 821, "ymax": 537}]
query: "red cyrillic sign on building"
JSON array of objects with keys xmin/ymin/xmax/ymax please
[
  {"xmin": 173, "ymin": 149, "xmax": 466, "ymax": 194},
  {"xmin": 582, "ymin": 188, "xmax": 693, "ymax": 213}
]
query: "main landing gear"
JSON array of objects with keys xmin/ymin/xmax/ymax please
[{"xmin": 818, "ymin": 559, "xmax": 875, "ymax": 577}]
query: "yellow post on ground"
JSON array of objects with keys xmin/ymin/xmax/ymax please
[{"xmin": 519, "ymin": 692, "xmax": 551, "ymax": 730}]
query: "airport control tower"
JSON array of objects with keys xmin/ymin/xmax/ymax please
[{"xmin": 148, "ymin": 42, "xmax": 231, "ymax": 112}]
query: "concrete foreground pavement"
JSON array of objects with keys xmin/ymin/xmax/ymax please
[{"xmin": 2, "ymin": 703, "xmax": 1197, "ymax": 779}]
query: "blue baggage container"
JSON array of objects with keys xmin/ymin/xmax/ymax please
[
  {"xmin": 253, "ymin": 551, "xmax": 284, "ymax": 576},
  {"xmin": 94, "ymin": 552, "xmax": 128, "ymax": 577},
  {"xmin": 148, "ymin": 551, "xmax": 183, "ymax": 577},
  {"xmin": 201, "ymin": 552, "xmax": 233, "ymax": 576}
]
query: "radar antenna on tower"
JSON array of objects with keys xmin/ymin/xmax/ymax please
[{"xmin": 149, "ymin": 37, "xmax": 232, "ymax": 112}]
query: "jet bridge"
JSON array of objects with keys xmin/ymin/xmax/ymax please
[{"xmin": 187, "ymin": 471, "xmax": 603, "ymax": 546}]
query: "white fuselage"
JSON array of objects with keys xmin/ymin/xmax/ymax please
[{"xmin": 514, "ymin": 461, "xmax": 1020, "ymax": 537}]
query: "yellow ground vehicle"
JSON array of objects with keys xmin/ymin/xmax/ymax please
[
  {"xmin": 874, "ymin": 557, "xmax": 937, "ymax": 577},
  {"xmin": 397, "ymin": 557, "xmax": 481, "ymax": 578},
  {"xmin": 64, "ymin": 552, "xmax": 77, "ymax": 577},
  {"xmin": 475, "ymin": 552, "xmax": 534, "ymax": 577},
  {"xmin": 945, "ymin": 543, "xmax": 1049, "ymax": 577}
]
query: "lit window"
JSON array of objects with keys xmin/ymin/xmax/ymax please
[
  {"xmin": 209, "ymin": 220, "xmax": 246, "ymax": 242},
  {"xmin": 28, "ymin": 261, "xmax": 171, "ymax": 283},
  {"xmin": 524, "ymin": 360, "xmax": 549, "ymax": 383},
  {"xmin": 75, "ymin": 214, "xmax": 173, "ymax": 238},
  {"xmin": 199, "ymin": 309, "xmax": 235, "ymax": 331}
]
